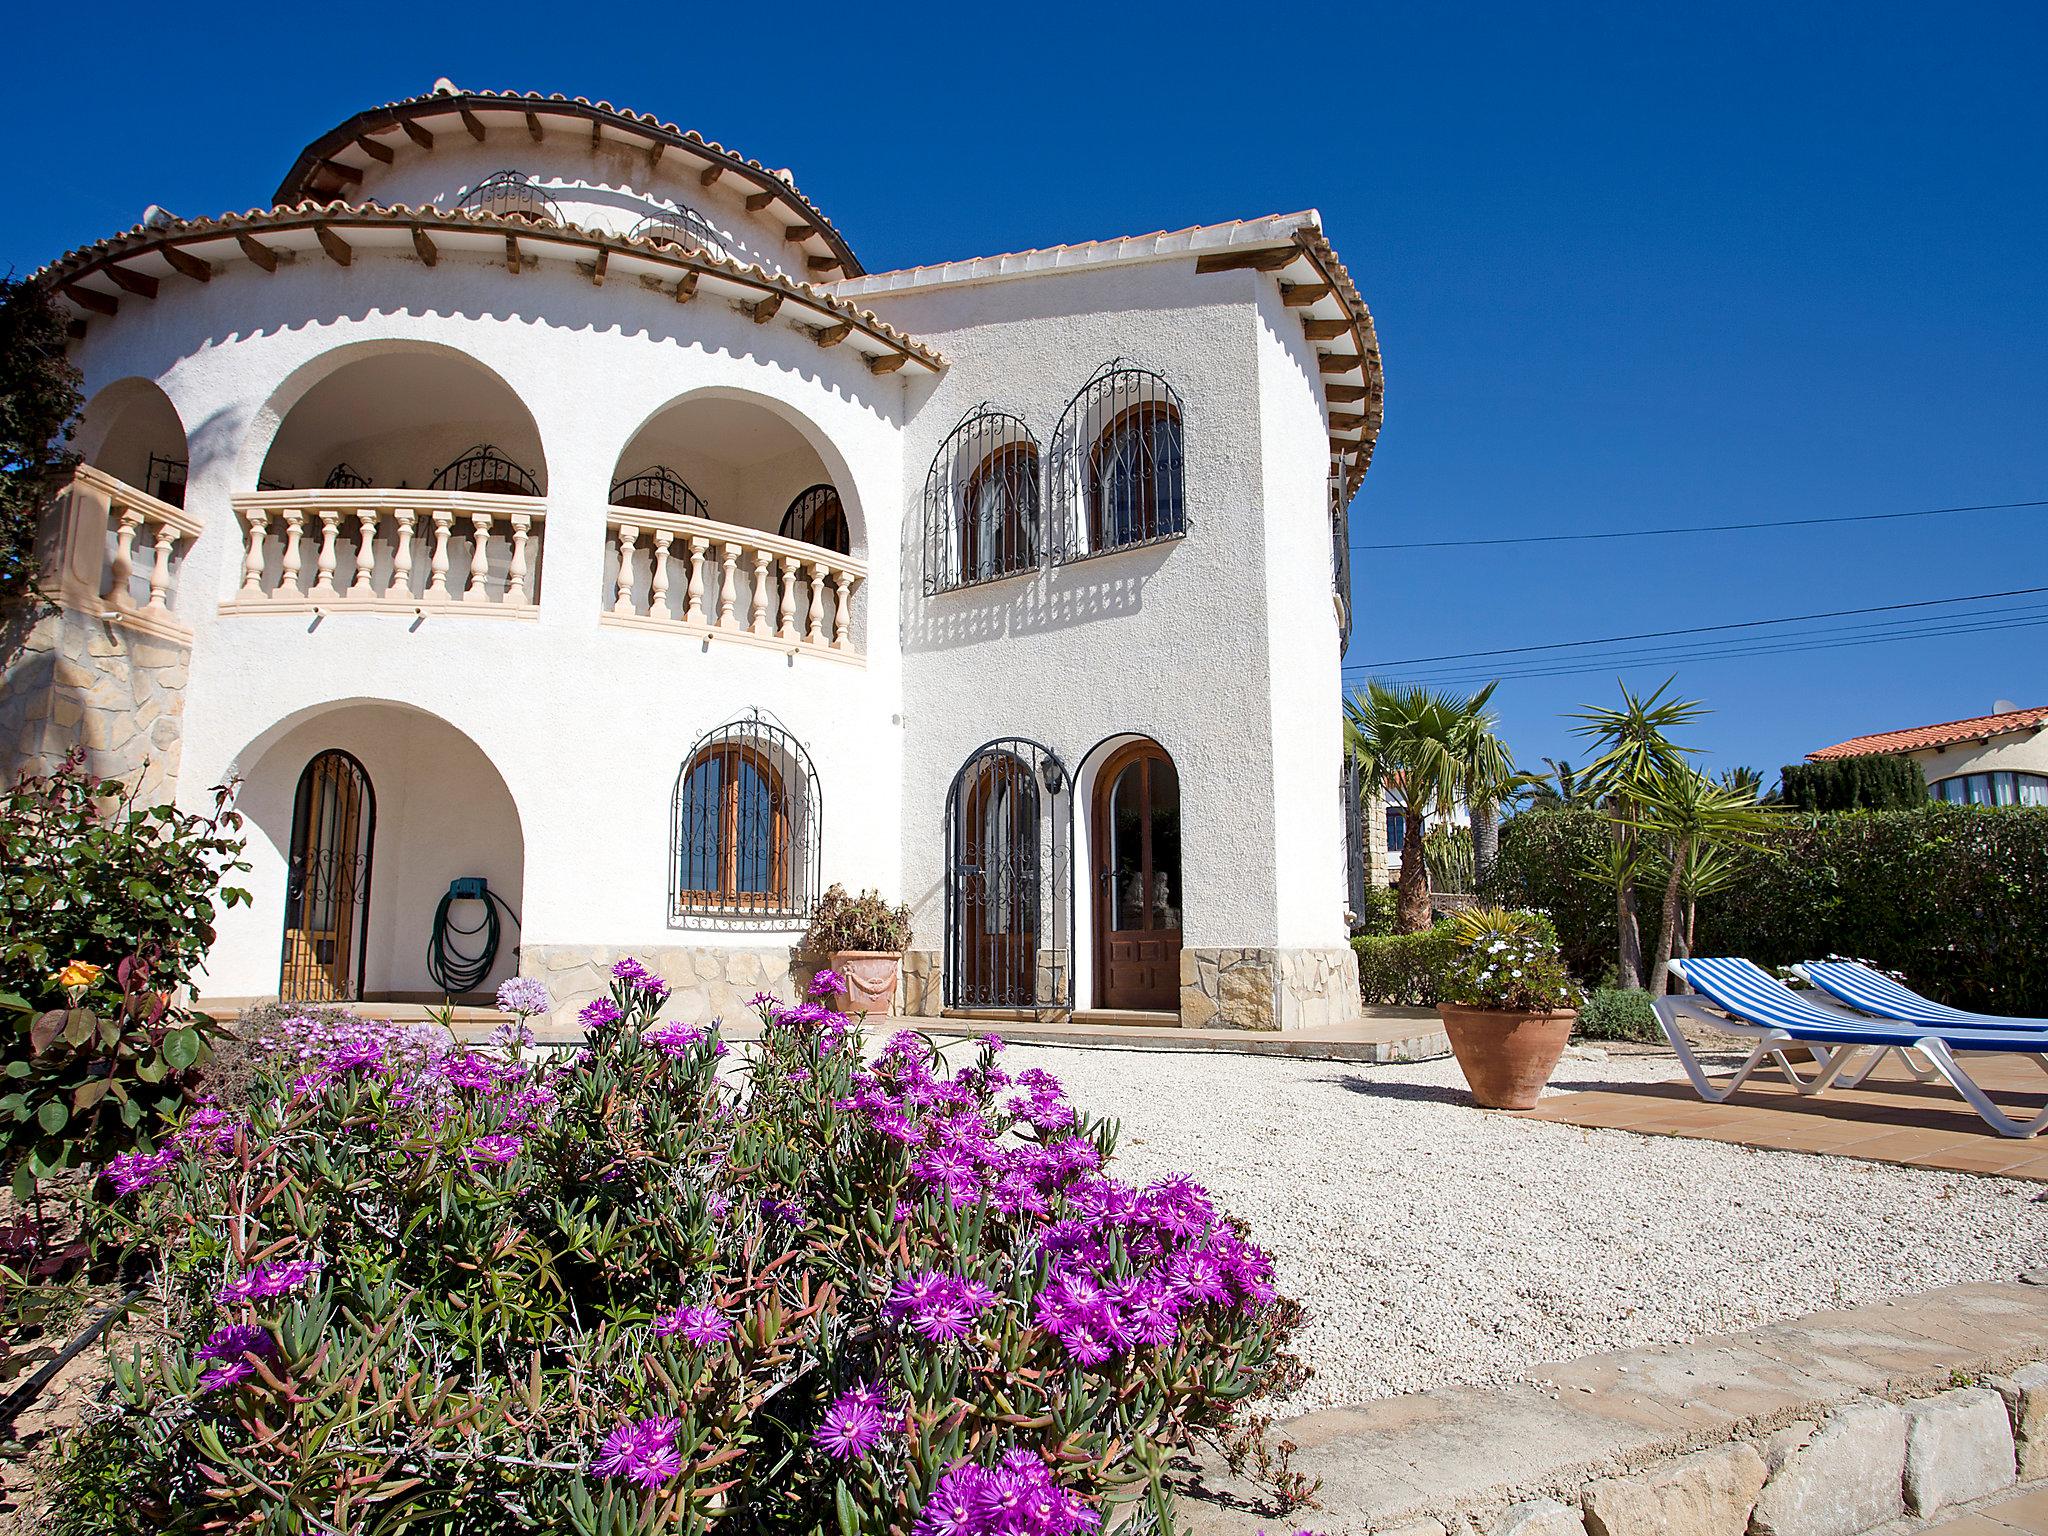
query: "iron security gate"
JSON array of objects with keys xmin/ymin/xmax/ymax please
[
  {"xmin": 945, "ymin": 740, "xmax": 1073, "ymax": 1012},
  {"xmin": 279, "ymin": 749, "xmax": 376, "ymax": 1001}
]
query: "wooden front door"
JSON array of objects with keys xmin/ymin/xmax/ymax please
[
  {"xmin": 280, "ymin": 750, "xmax": 375, "ymax": 1001},
  {"xmin": 1094, "ymin": 741, "xmax": 1181, "ymax": 1010}
]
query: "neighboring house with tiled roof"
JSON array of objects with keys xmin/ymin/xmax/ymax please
[
  {"xmin": 3, "ymin": 79, "xmax": 1387, "ymax": 1034},
  {"xmin": 1808, "ymin": 704, "xmax": 2048, "ymax": 807}
]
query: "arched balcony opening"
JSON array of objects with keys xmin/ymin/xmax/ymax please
[
  {"xmin": 626, "ymin": 207, "xmax": 727, "ymax": 262},
  {"xmin": 453, "ymin": 171, "xmax": 564, "ymax": 226},
  {"xmin": 603, "ymin": 394, "xmax": 866, "ymax": 661},
  {"xmin": 237, "ymin": 347, "xmax": 547, "ymax": 616},
  {"xmin": 50, "ymin": 379, "xmax": 201, "ymax": 634}
]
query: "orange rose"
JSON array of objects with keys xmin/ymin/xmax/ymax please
[{"xmin": 53, "ymin": 961, "xmax": 104, "ymax": 992}]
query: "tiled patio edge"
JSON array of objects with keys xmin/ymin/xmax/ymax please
[{"xmin": 1181, "ymin": 1280, "xmax": 2048, "ymax": 1534}]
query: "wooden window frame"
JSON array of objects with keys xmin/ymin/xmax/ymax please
[
  {"xmin": 676, "ymin": 741, "xmax": 790, "ymax": 912},
  {"xmin": 961, "ymin": 441, "xmax": 1038, "ymax": 582},
  {"xmin": 1087, "ymin": 399, "xmax": 1182, "ymax": 552}
]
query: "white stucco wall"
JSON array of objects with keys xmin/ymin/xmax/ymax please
[
  {"xmin": 63, "ymin": 245, "xmax": 908, "ymax": 998},
  {"xmin": 863, "ymin": 258, "xmax": 1350, "ymax": 996},
  {"xmin": 1910, "ymin": 729, "xmax": 2048, "ymax": 789}
]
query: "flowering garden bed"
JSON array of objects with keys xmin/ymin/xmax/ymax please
[{"xmin": 61, "ymin": 964, "xmax": 1306, "ymax": 1533}]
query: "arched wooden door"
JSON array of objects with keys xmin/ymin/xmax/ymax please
[
  {"xmin": 279, "ymin": 750, "xmax": 375, "ymax": 1001},
  {"xmin": 1093, "ymin": 740, "xmax": 1181, "ymax": 1010}
]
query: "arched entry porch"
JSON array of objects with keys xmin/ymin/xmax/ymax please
[{"xmin": 229, "ymin": 701, "xmax": 525, "ymax": 1003}]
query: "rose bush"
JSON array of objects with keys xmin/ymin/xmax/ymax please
[{"xmin": 66, "ymin": 964, "xmax": 1304, "ymax": 1533}]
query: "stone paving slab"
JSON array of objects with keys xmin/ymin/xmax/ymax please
[
  {"xmin": 1523, "ymin": 1056, "xmax": 2048, "ymax": 1181},
  {"xmin": 1180, "ymin": 1282, "xmax": 2048, "ymax": 1534},
  {"xmin": 1927, "ymin": 1483, "xmax": 2048, "ymax": 1532}
]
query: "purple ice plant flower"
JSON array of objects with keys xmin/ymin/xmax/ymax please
[
  {"xmin": 592, "ymin": 1414, "xmax": 684, "ymax": 1490},
  {"xmin": 886, "ymin": 1270, "xmax": 998, "ymax": 1343},
  {"xmin": 216, "ymin": 1258, "xmax": 323, "ymax": 1305},
  {"xmin": 807, "ymin": 967, "xmax": 846, "ymax": 1000},
  {"xmin": 174, "ymin": 1105, "xmax": 239, "ymax": 1155},
  {"xmin": 194, "ymin": 1323, "xmax": 276, "ymax": 1391},
  {"xmin": 913, "ymin": 1449, "xmax": 1099, "ymax": 1536},
  {"xmin": 104, "ymin": 1145, "xmax": 180, "ymax": 1196},
  {"xmin": 610, "ymin": 958, "xmax": 670, "ymax": 998},
  {"xmin": 654, "ymin": 1303, "xmax": 733, "ymax": 1347},
  {"xmin": 814, "ymin": 1382, "xmax": 891, "ymax": 1461},
  {"xmin": 466, "ymin": 1134, "xmax": 524, "ymax": 1166},
  {"xmin": 494, "ymin": 976, "xmax": 551, "ymax": 1018},
  {"xmin": 759, "ymin": 1195, "xmax": 807, "ymax": 1225},
  {"xmin": 642, "ymin": 1020, "xmax": 706, "ymax": 1058},
  {"xmin": 579, "ymin": 997, "xmax": 624, "ymax": 1029}
]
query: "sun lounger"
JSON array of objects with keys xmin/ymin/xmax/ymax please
[
  {"xmin": 1653, "ymin": 956, "xmax": 2048, "ymax": 1137},
  {"xmin": 1798, "ymin": 959, "xmax": 2048, "ymax": 1032}
]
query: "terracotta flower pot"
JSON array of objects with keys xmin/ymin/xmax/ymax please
[
  {"xmin": 829, "ymin": 951, "xmax": 901, "ymax": 1017},
  {"xmin": 1435, "ymin": 1004, "xmax": 1579, "ymax": 1111}
]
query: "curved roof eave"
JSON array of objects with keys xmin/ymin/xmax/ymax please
[{"xmin": 273, "ymin": 89, "xmax": 863, "ymax": 278}]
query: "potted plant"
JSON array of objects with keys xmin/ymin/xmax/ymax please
[
  {"xmin": 1435, "ymin": 907, "xmax": 1585, "ymax": 1110},
  {"xmin": 803, "ymin": 884, "xmax": 913, "ymax": 1017}
]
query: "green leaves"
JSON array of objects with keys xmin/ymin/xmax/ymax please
[{"xmin": 160, "ymin": 1028, "xmax": 201, "ymax": 1072}]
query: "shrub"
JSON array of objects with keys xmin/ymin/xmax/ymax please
[
  {"xmin": 0, "ymin": 754, "xmax": 249, "ymax": 1195},
  {"xmin": 1352, "ymin": 924, "xmax": 1457, "ymax": 1005},
  {"xmin": 1575, "ymin": 987, "xmax": 1661, "ymax": 1043},
  {"xmin": 1778, "ymin": 754, "xmax": 1927, "ymax": 812},
  {"xmin": 804, "ymin": 882, "xmax": 913, "ymax": 954},
  {"xmin": 69, "ymin": 964, "xmax": 1301, "ymax": 1532},
  {"xmin": 1490, "ymin": 804, "xmax": 2048, "ymax": 1013},
  {"xmin": 1439, "ymin": 908, "xmax": 1582, "ymax": 1013},
  {"xmin": 1350, "ymin": 883, "xmax": 1398, "ymax": 937}
]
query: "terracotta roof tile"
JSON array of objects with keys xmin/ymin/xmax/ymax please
[{"xmin": 1807, "ymin": 706, "xmax": 2048, "ymax": 760}]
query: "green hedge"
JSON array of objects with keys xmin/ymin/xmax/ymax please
[
  {"xmin": 1576, "ymin": 987, "xmax": 1661, "ymax": 1042},
  {"xmin": 1488, "ymin": 804, "xmax": 2048, "ymax": 1013},
  {"xmin": 1779, "ymin": 753, "xmax": 1927, "ymax": 812},
  {"xmin": 1352, "ymin": 926, "xmax": 1457, "ymax": 1006}
]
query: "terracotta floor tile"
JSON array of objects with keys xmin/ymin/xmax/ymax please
[{"xmin": 1922, "ymin": 1515, "xmax": 2024, "ymax": 1536}]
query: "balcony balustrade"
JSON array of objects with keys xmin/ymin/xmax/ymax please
[
  {"xmin": 48, "ymin": 465, "xmax": 203, "ymax": 642},
  {"xmin": 603, "ymin": 506, "xmax": 865, "ymax": 663},
  {"xmin": 225, "ymin": 490, "xmax": 544, "ymax": 616}
]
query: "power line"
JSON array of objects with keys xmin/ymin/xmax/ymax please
[
  {"xmin": 1372, "ymin": 602, "xmax": 2048, "ymax": 683},
  {"xmin": 1363, "ymin": 611, "xmax": 2048, "ymax": 689},
  {"xmin": 1346, "ymin": 585, "xmax": 2048, "ymax": 671},
  {"xmin": 1350, "ymin": 497, "xmax": 2048, "ymax": 553}
]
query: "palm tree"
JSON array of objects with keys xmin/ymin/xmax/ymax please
[
  {"xmin": 1529, "ymin": 757, "xmax": 1587, "ymax": 810},
  {"xmin": 1570, "ymin": 679, "xmax": 1707, "ymax": 990},
  {"xmin": 1462, "ymin": 729, "xmax": 1544, "ymax": 892},
  {"xmin": 1640, "ymin": 766, "xmax": 1773, "ymax": 996},
  {"xmin": 1344, "ymin": 679, "xmax": 1498, "ymax": 933}
]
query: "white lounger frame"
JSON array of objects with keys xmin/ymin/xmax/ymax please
[{"xmin": 1652, "ymin": 962, "xmax": 2048, "ymax": 1138}]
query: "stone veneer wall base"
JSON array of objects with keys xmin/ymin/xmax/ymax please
[
  {"xmin": 0, "ymin": 600, "xmax": 188, "ymax": 803},
  {"xmin": 524, "ymin": 943, "xmax": 818, "ymax": 1029},
  {"xmin": 1179, "ymin": 944, "xmax": 1361, "ymax": 1031}
]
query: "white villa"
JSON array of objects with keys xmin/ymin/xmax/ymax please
[{"xmin": 4, "ymin": 83, "xmax": 1384, "ymax": 1031}]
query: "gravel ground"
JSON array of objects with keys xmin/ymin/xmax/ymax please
[{"xmin": 981, "ymin": 1042, "xmax": 2048, "ymax": 1413}]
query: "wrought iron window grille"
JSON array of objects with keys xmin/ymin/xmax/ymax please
[
  {"xmin": 1342, "ymin": 754, "xmax": 1368, "ymax": 920},
  {"xmin": 1049, "ymin": 360, "xmax": 1187, "ymax": 565},
  {"xmin": 626, "ymin": 207, "xmax": 727, "ymax": 262},
  {"xmin": 779, "ymin": 485, "xmax": 850, "ymax": 556},
  {"xmin": 943, "ymin": 739, "xmax": 1074, "ymax": 1013},
  {"xmin": 1330, "ymin": 472, "xmax": 1354, "ymax": 651},
  {"xmin": 429, "ymin": 445, "xmax": 541, "ymax": 497},
  {"xmin": 324, "ymin": 462, "xmax": 371, "ymax": 490},
  {"xmin": 670, "ymin": 710, "xmax": 822, "ymax": 924},
  {"xmin": 923, "ymin": 405, "xmax": 1042, "ymax": 596},
  {"xmin": 146, "ymin": 453, "xmax": 188, "ymax": 508},
  {"xmin": 453, "ymin": 171, "xmax": 564, "ymax": 226},
  {"xmin": 610, "ymin": 466, "xmax": 709, "ymax": 519}
]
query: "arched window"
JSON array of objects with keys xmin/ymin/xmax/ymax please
[
  {"xmin": 430, "ymin": 444, "xmax": 541, "ymax": 497},
  {"xmin": 1931, "ymin": 771, "xmax": 2048, "ymax": 807},
  {"xmin": 923, "ymin": 407, "xmax": 1040, "ymax": 594},
  {"xmin": 454, "ymin": 171, "xmax": 563, "ymax": 226},
  {"xmin": 1050, "ymin": 361, "xmax": 1186, "ymax": 563},
  {"xmin": 944, "ymin": 739, "xmax": 1072, "ymax": 1011},
  {"xmin": 670, "ymin": 713, "xmax": 820, "ymax": 919},
  {"xmin": 611, "ymin": 466, "xmax": 709, "ymax": 519},
  {"xmin": 779, "ymin": 485, "xmax": 849, "ymax": 555}
]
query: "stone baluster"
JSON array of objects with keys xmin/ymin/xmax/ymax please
[
  {"xmin": 718, "ymin": 541, "xmax": 740, "ymax": 629},
  {"xmin": 748, "ymin": 548, "xmax": 772, "ymax": 635},
  {"xmin": 683, "ymin": 536, "xmax": 708, "ymax": 626},
  {"xmin": 350, "ymin": 509, "xmax": 380, "ymax": 599},
  {"xmin": 279, "ymin": 509, "xmax": 305, "ymax": 596},
  {"xmin": 777, "ymin": 554, "xmax": 799, "ymax": 641},
  {"xmin": 426, "ymin": 509, "xmax": 454, "ymax": 600},
  {"xmin": 467, "ymin": 512, "xmax": 495, "ymax": 601},
  {"xmin": 831, "ymin": 570, "xmax": 854, "ymax": 650},
  {"xmin": 109, "ymin": 506, "xmax": 141, "ymax": 608},
  {"xmin": 506, "ymin": 514, "xmax": 532, "ymax": 605},
  {"xmin": 612, "ymin": 523, "xmax": 640, "ymax": 615},
  {"xmin": 315, "ymin": 507, "xmax": 343, "ymax": 599},
  {"xmin": 240, "ymin": 510, "xmax": 269, "ymax": 600},
  {"xmin": 804, "ymin": 559, "xmax": 828, "ymax": 647},
  {"xmin": 648, "ymin": 529, "xmax": 674, "ymax": 619},
  {"xmin": 144, "ymin": 523, "xmax": 174, "ymax": 614},
  {"xmin": 392, "ymin": 509, "xmax": 417, "ymax": 601}
]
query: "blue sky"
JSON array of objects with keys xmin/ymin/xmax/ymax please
[{"xmin": 9, "ymin": 4, "xmax": 2043, "ymax": 784}]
